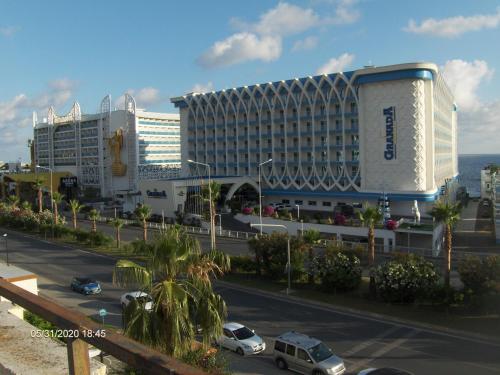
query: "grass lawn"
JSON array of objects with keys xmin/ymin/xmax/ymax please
[{"xmin": 222, "ymin": 272, "xmax": 500, "ymax": 340}]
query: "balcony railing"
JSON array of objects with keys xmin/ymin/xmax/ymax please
[{"xmin": 0, "ymin": 279, "xmax": 207, "ymax": 375}]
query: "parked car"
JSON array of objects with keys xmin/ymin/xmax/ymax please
[
  {"xmin": 120, "ymin": 291, "xmax": 153, "ymax": 311},
  {"xmin": 70, "ymin": 277, "xmax": 101, "ymax": 295},
  {"xmin": 358, "ymin": 369, "xmax": 413, "ymax": 375},
  {"xmin": 216, "ymin": 322, "xmax": 266, "ymax": 356},
  {"xmin": 273, "ymin": 331, "xmax": 345, "ymax": 375}
]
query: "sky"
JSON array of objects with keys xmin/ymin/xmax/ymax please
[{"xmin": 1, "ymin": 0, "xmax": 499, "ymax": 162}]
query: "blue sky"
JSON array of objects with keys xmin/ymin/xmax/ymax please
[{"xmin": 1, "ymin": 0, "xmax": 499, "ymax": 161}]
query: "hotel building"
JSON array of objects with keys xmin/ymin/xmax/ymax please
[
  {"xmin": 172, "ymin": 62, "xmax": 458, "ymax": 217},
  {"xmin": 33, "ymin": 94, "xmax": 180, "ymax": 204}
]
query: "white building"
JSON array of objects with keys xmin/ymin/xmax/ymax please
[
  {"xmin": 171, "ymin": 62, "xmax": 458, "ymax": 217},
  {"xmin": 33, "ymin": 94, "xmax": 180, "ymax": 207}
]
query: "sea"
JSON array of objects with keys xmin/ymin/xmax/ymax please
[{"xmin": 458, "ymin": 154, "xmax": 500, "ymax": 197}]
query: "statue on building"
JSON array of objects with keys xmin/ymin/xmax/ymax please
[
  {"xmin": 412, "ymin": 200, "xmax": 421, "ymax": 225},
  {"xmin": 108, "ymin": 128, "xmax": 127, "ymax": 176}
]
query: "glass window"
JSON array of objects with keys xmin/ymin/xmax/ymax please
[
  {"xmin": 298, "ymin": 349, "xmax": 311, "ymax": 362},
  {"xmin": 286, "ymin": 344, "xmax": 296, "ymax": 356},
  {"xmin": 223, "ymin": 329, "xmax": 233, "ymax": 338},
  {"xmin": 282, "ymin": 199, "xmax": 290, "ymax": 204},
  {"xmin": 295, "ymin": 200, "xmax": 303, "ymax": 205},
  {"xmin": 322, "ymin": 202, "xmax": 332, "ymax": 207},
  {"xmin": 275, "ymin": 341, "xmax": 286, "ymax": 352},
  {"xmin": 308, "ymin": 201, "xmax": 317, "ymax": 206}
]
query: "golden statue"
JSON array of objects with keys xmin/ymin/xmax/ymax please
[{"xmin": 108, "ymin": 128, "xmax": 127, "ymax": 176}]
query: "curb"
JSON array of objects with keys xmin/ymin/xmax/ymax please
[{"xmin": 216, "ymin": 280, "xmax": 500, "ymax": 347}]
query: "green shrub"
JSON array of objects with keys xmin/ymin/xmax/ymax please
[
  {"xmin": 248, "ymin": 233, "xmax": 307, "ymax": 281},
  {"xmin": 311, "ymin": 251, "xmax": 362, "ymax": 292},
  {"xmin": 374, "ymin": 254, "xmax": 439, "ymax": 303},
  {"xmin": 458, "ymin": 255, "xmax": 500, "ymax": 295},
  {"xmin": 89, "ymin": 230, "xmax": 113, "ymax": 247},
  {"xmin": 180, "ymin": 347, "xmax": 230, "ymax": 374},
  {"xmin": 24, "ymin": 310, "xmax": 65, "ymax": 343},
  {"xmin": 230, "ymin": 255, "xmax": 256, "ymax": 273},
  {"xmin": 53, "ymin": 224, "xmax": 72, "ymax": 238},
  {"xmin": 73, "ymin": 228, "xmax": 91, "ymax": 243}
]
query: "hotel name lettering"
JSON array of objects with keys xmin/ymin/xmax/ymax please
[{"xmin": 383, "ymin": 106, "xmax": 396, "ymax": 160}]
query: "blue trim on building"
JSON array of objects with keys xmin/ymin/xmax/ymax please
[
  {"xmin": 355, "ymin": 69, "xmax": 433, "ymax": 85},
  {"xmin": 261, "ymin": 189, "xmax": 440, "ymax": 202}
]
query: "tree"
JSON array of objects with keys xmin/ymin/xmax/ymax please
[
  {"xmin": 88, "ymin": 209, "xmax": 100, "ymax": 233},
  {"xmin": 113, "ymin": 225, "xmax": 230, "ymax": 357},
  {"xmin": 135, "ymin": 205, "xmax": 152, "ymax": 242},
  {"xmin": 69, "ymin": 200, "xmax": 83, "ymax": 230},
  {"xmin": 33, "ymin": 179, "xmax": 44, "ymax": 213},
  {"xmin": 111, "ymin": 218, "xmax": 124, "ymax": 248},
  {"xmin": 201, "ymin": 181, "xmax": 221, "ymax": 251},
  {"xmin": 358, "ymin": 206, "xmax": 383, "ymax": 267},
  {"xmin": 430, "ymin": 200, "xmax": 460, "ymax": 287},
  {"xmin": 21, "ymin": 201, "xmax": 32, "ymax": 211},
  {"xmin": 52, "ymin": 192, "xmax": 64, "ymax": 225},
  {"xmin": 7, "ymin": 195, "xmax": 19, "ymax": 209},
  {"xmin": 303, "ymin": 229, "xmax": 321, "ymax": 284}
]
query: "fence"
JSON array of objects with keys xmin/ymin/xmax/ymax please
[{"xmin": 0, "ymin": 279, "xmax": 206, "ymax": 375}]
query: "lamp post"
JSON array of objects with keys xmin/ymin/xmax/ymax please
[
  {"xmin": 3, "ymin": 233, "xmax": 8, "ymax": 266},
  {"xmin": 250, "ymin": 223, "xmax": 291, "ymax": 295},
  {"xmin": 188, "ymin": 160, "xmax": 215, "ymax": 250},
  {"xmin": 258, "ymin": 159, "xmax": 273, "ymax": 236},
  {"xmin": 295, "ymin": 204, "xmax": 300, "ymax": 221}
]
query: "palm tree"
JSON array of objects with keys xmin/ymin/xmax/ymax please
[
  {"xmin": 7, "ymin": 195, "xmax": 19, "ymax": 209},
  {"xmin": 21, "ymin": 201, "xmax": 32, "ymax": 211},
  {"xmin": 113, "ymin": 225, "xmax": 230, "ymax": 357},
  {"xmin": 88, "ymin": 209, "xmax": 100, "ymax": 233},
  {"xmin": 135, "ymin": 205, "xmax": 152, "ymax": 242},
  {"xmin": 303, "ymin": 229, "xmax": 321, "ymax": 284},
  {"xmin": 69, "ymin": 200, "xmax": 83, "ymax": 230},
  {"xmin": 52, "ymin": 192, "xmax": 64, "ymax": 225},
  {"xmin": 111, "ymin": 218, "xmax": 124, "ymax": 248},
  {"xmin": 430, "ymin": 200, "xmax": 460, "ymax": 287},
  {"xmin": 33, "ymin": 178, "xmax": 44, "ymax": 213},
  {"xmin": 358, "ymin": 206, "xmax": 383, "ymax": 267},
  {"xmin": 201, "ymin": 181, "xmax": 221, "ymax": 251}
]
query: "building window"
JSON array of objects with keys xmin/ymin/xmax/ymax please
[
  {"xmin": 294, "ymin": 152, "xmax": 298, "ymax": 161},
  {"xmin": 322, "ymin": 201, "xmax": 332, "ymax": 207},
  {"xmin": 282, "ymin": 199, "xmax": 290, "ymax": 204},
  {"xmin": 308, "ymin": 201, "xmax": 317, "ymax": 206},
  {"xmin": 295, "ymin": 200, "xmax": 303, "ymax": 205}
]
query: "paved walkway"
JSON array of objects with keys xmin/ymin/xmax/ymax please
[{"xmin": 454, "ymin": 200, "xmax": 498, "ymax": 251}]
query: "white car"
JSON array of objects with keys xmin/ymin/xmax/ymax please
[
  {"xmin": 217, "ymin": 322, "xmax": 266, "ymax": 356},
  {"xmin": 120, "ymin": 291, "xmax": 153, "ymax": 311}
]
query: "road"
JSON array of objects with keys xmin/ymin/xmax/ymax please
[{"xmin": 2, "ymin": 228, "xmax": 500, "ymax": 375}]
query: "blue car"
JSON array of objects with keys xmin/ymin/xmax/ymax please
[{"xmin": 70, "ymin": 277, "xmax": 101, "ymax": 295}]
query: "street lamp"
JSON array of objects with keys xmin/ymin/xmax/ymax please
[
  {"xmin": 258, "ymin": 159, "xmax": 273, "ymax": 235},
  {"xmin": 250, "ymin": 223, "xmax": 291, "ymax": 295},
  {"xmin": 36, "ymin": 165, "xmax": 53, "ymax": 212},
  {"xmin": 3, "ymin": 234, "xmax": 8, "ymax": 266},
  {"xmin": 188, "ymin": 160, "xmax": 215, "ymax": 250}
]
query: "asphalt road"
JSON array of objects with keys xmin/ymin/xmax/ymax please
[{"xmin": 2, "ymin": 228, "xmax": 500, "ymax": 375}]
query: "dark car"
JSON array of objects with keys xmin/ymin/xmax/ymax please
[{"xmin": 70, "ymin": 277, "xmax": 102, "ymax": 295}]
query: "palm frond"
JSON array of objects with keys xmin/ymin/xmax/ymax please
[{"xmin": 113, "ymin": 259, "xmax": 152, "ymax": 290}]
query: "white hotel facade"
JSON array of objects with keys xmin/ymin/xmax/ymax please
[
  {"xmin": 172, "ymin": 63, "xmax": 458, "ymax": 217},
  {"xmin": 33, "ymin": 94, "xmax": 180, "ymax": 202}
]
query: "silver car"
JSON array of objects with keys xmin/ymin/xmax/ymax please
[{"xmin": 273, "ymin": 331, "xmax": 345, "ymax": 375}]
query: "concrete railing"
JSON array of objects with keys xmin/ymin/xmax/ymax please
[{"xmin": 0, "ymin": 279, "xmax": 207, "ymax": 375}]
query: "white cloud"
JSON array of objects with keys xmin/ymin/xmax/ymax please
[
  {"xmin": 316, "ymin": 53, "xmax": 355, "ymax": 74},
  {"xmin": 0, "ymin": 26, "xmax": 20, "ymax": 37},
  {"xmin": 191, "ymin": 82, "xmax": 214, "ymax": 93},
  {"xmin": 197, "ymin": 32, "xmax": 282, "ymax": 68},
  {"xmin": 199, "ymin": 1, "xmax": 359, "ymax": 68},
  {"xmin": 441, "ymin": 59, "xmax": 493, "ymax": 111},
  {"xmin": 405, "ymin": 8, "xmax": 500, "ymax": 38},
  {"xmin": 292, "ymin": 36, "xmax": 319, "ymax": 52},
  {"xmin": 115, "ymin": 87, "xmax": 161, "ymax": 109}
]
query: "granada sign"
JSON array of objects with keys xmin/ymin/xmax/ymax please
[
  {"xmin": 146, "ymin": 189, "xmax": 167, "ymax": 198},
  {"xmin": 383, "ymin": 106, "xmax": 396, "ymax": 160}
]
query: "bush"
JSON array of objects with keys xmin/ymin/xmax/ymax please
[
  {"xmin": 458, "ymin": 255, "xmax": 500, "ymax": 295},
  {"xmin": 53, "ymin": 224, "xmax": 72, "ymax": 238},
  {"xmin": 73, "ymin": 228, "xmax": 91, "ymax": 243},
  {"xmin": 374, "ymin": 254, "xmax": 439, "ymax": 303},
  {"xmin": 248, "ymin": 233, "xmax": 307, "ymax": 281},
  {"xmin": 313, "ymin": 213, "xmax": 322, "ymax": 222},
  {"xmin": 230, "ymin": 255, "xmax": 256, "ymax": 273},
  {"xmin": 89, "ymin": 230, "xmax": 113, "ymax": 247},
  {"xmin": 312, "ymin": 251, "xmax": 362, "ymax": 293},
  {"xmin": 334, "ymin": 214, "xmax": 346, "ymax": 226},
  {"xmin": 263, "ymin": 206, "xmax": 275, "ymax": 217},
  {"xmin": 242, "ymin": 207, "xmax": 253, "ymax": 215},
  {"xmin": 180, "ymin": 347, "xmax": 230, "ymax": 374}
]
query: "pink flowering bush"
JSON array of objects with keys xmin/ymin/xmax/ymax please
[
  {"xmin": 263, "ymin": 206, "xmax": 275, "ymax": 217},
  {"xmin": 385, "ymin": 219, "xmax": 399, "ymax": 230},
  {"xmin": 242, "ymin": 207, "xmax": 253, "ymax": 215},
  {"xmin": 334, "ymin": 214, "xmax": 346, "ymax": 226}
]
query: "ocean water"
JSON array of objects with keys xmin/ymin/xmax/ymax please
[{"xmin": 458, "ymin": 154, "xmax": 500, "ymax": 197}]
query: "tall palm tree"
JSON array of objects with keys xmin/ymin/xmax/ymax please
[
  {"xmin": 358, "ymin": 206, "xmax": 383, "ymax": 267},
  {"xmin": 111, "ymin": 218, "xmax": 124, "ymax": 248},
  {"xmin": 33, "ymin": 178, "xmax": 44, "ymax": 213},
  {"xmin": 303, "ymin": 229, "xmax": 321, "ymax": 284},
  {"xmin": 88, "ymin": 209, "xmax": 100, "ymax": 233},
  {"xmin": 113, "ymin": 225, "xmax": 230, "ymax": 357},
  {"xmin": 430, "ymin": 200, "xmax": 460, "ymax": 287},
  {"xmin": 201, "ymin": 181, "xmax": 221, "ymax": 251},
  {"xmin": 69, "ymin": 200, "xmax": 83, "ymax": 230},
  {"xmin": 135, "ymin": 205, "xmax": 152, "ymax": 242},
  {"xmin": 52, "ymin": 192, "xmax": 64, "ymax": 225}
]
